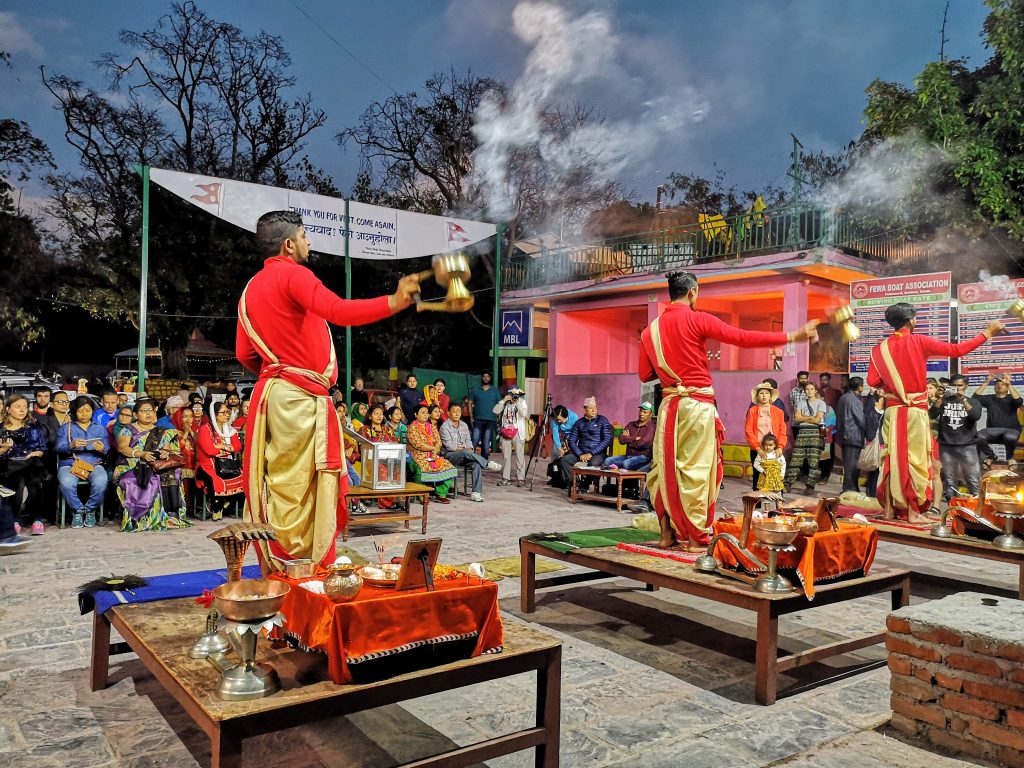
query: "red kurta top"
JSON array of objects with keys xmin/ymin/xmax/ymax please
[
  {"xmin": 235, "ymin": 256, "xmax": 394, "ymax": 381},
  {"xmin": 639, "ymin": 302, "xmax": 789, "ymax": 389},
  {"xmin": 866, "ymin": 329, "xmax": 987, "ymax": 397}
]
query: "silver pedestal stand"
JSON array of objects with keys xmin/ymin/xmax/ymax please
[
  {"xmin": 211, "ymin": 612, "xmax": 286, "ymax": 701},
  {"xmin": 752, "ymin": 543, "xmax": 797, "ymax": 593},
  {"xmin": 992, "ymin": 512, "xmax": 1024, "ymax": 551}
]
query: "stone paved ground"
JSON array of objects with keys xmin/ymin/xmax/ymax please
[{"xmin": 0, "ymin": 473, "xmax": 1010, "ymax": 767}]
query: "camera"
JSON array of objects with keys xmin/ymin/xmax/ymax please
[{"xmin": 511, "ymin": 392, "xmax": 521, "ymax": 400}]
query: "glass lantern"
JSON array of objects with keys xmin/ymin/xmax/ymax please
[{"xmin": 359, "ymin": 441, "xmax": 406, "ymax": 490}]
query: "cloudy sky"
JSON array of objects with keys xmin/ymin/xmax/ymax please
[{"xmin": 0, "ymin": 0, "xmax": 993, "ymax": 213}]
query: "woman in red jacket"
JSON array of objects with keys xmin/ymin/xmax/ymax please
[
  {"xmin": 745, "ymin": 381, "xmax": 788, "ymax": 491},
  {"xmin": 195, "ymin": 398, "xmax": 244, "ymax": 520}
]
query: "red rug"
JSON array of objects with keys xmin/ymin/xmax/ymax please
[{"xmin": 615, "ymin": 542, "xmax": 702, "ymax": 563}]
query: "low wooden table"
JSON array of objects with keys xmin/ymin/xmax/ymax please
[
  {"xmin": 871, "ymin": 520, "xmax": 1024, "ymax": 599},
  {"xmin": 519, "ymin": 537, "xmax": 909, "ymax": 705},
  {"xmin": 91, "ymin": 598, "xmax": 561, "ymax": 768},
  {"xmin": 343, "ymin": 482, "xmax": 431, "ymax": 541},
  {"xmin": 570, "ymin": 467, "xmax": 646, "ymax": 513}
]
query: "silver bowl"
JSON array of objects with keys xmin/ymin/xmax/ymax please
[
  {"xmin": 990, "ymin": 498, "xmax": 1024, "ymax": 516},
  {"xmin": 752, "ymin": 519, "xmax": 800, "ymax": 547},
  {"xmin": 213, "ymin": 578, "xmax": 290, "ymax": 622}
]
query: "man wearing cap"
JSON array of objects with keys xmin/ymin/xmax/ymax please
[
  {"xmin": 559, "ymin": 397, "xmax": 612, "ymax": 497},
  {"xmin": 604, "ymin": 402, "xmax": 656, "ymax": 471},
  {"xmin": 744, "ymin": 382, "xmax": 788, "ymax": 491},
  {"xmin": 640, "ymin": 271, "xmax": 819, "ymax": 550}
]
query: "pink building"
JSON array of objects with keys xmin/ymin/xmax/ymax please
[{"xmin": 498, "ymin": 210, "xmax": 913, "ymax": 441}]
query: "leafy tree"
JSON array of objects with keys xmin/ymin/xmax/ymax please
[{"xmin": 42, "ymin": 2, "xmax": 326, "ymax": 378}]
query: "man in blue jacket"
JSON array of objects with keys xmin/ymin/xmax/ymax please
[
  {"xmin": 546, "ymin": 404, "xmax": 579, "ymax": 488},
  {"xmin": 558, "ymin": 397, "xmax": 612, "ymax": 498}
]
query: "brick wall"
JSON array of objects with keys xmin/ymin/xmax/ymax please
[{"xmin": 887, "ymin": 602, "xmax": 1024, "ymax": 767}]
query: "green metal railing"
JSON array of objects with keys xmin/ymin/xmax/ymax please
[{"xmin": 502, "ymin": 203, "xmax": 926, "ymax": 291}]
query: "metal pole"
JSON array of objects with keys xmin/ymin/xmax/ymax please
[
  {"xmin": 137, "ymin": 165, "xmax": 150, "ymax": 393},
  {"xmin": 344, "ymin": 198, "xmax": 351, "ymax": 399},
  {"xmin": 492, "ymin": 224, "xmax": 504, "ymax": 385}
]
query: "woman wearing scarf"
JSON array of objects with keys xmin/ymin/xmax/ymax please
[
  {"xmin": 114, "ymin": 398, "xmax": 191, "ymax": 531},
  {"xmin": 196, "ymin": 398, "xmax": 244, "ymax": 521},
  {"xmin": 350, "ymin": 401, "xmax": 370, "ymax": 432},
  {"xmin": 407, "ymin": 403, "xmax": 457, "ymax": 503}
]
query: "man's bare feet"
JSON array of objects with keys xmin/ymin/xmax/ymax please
[
  {"xmin": 658, "ymin": 514, "xmax": 678, "ymax": 548},
  {"xmin": 684, "ymin": 541, "xmax": 707, "ymax": 553}
]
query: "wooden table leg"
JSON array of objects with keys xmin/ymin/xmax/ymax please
[
  {"xmin": 90, "ymin": 610, "xmax": 112, "ymax": 692},
  {"xmin": 570, "ymin": 470, "xmax": 578, "ymax": 505},
  {"xmin": 521, "ymin": 544, "xmax": 537, "ymax": 613},
  {"xmin": 535, "ymin": 646, "xmax": 561, "ymax": 768},
  {"xmin": 422, "ymin": 496, "xmax": 429, "ymax": 534},
  {"xmin": 754, "ymin": 603, "xmax": 779, "ymax": 705},
  {"xmin": 616, "ymin": 479, "xmax": 624, "ymax": 513},
  {"xmin": 210, "ymin": 724, "xmax": 242, "ymax": 768},
  {"xmin": 1018, "ymin": 564, "xmax": 1023, "ymax": 601}
]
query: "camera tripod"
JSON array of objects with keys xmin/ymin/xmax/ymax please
[{"xmin": 526, "ymin": 393, "xmax": 556, "ymax": 492}]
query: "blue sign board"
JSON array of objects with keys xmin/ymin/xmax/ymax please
[{"xmin": 500, "ymin": 309, "xmax": 531, "ymax": 348}]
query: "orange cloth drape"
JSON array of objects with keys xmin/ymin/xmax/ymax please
[
  {"xmin": 271, "ymin": 573, "xmax": 504, "ymax": 684},
  {"xmin": 712, "ymin": 518, "xmax": 878, "ymax": 599}
]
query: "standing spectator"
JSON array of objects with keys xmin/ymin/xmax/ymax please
[
  {"xmin": 493, "ymin": 387, "xmax": 529, "ymax": 487},
  {"xmin": 762, "ymin": 377, "xmax": 789, "ymax": 422},
  {"xmin": 605, "ymin": 402, "xmax": 657, "ymax": 471},
  {"xmin": 398, "ymin": 373, "xmax": 421, "ymax": 423},
  {"xmin": 819, "ymin": 372, "xmax": 841, "ymax": 410},
  {"xmin": 441, "ymin": 403, "xmax": 500, "ymax": 502},
  {"xmin": 931, "ymin": 374, "xmax": 983, "ymax": 500},
  {"xmin": 350, "ymin": 376, "xmax": 370, "ymax": 406},
  {"xmin": 745, "ymin": 382, "xmax": 788, "ymax": 491},
  {"xmin": 784, "ymin": 382, "xmax": 826, "ymax": 493},
  {"xmin": 789, "ymin": 371, "xmax": 810, "ymax": 415},
  {"xmin": 55, "ymin": 396, "xmax": 109, "ymax": 528},
  {"xmin": 93, "ymin": 388, "xmax": 120, "ymax": 429},
  {"xmin": 862, "ymin": 387, "xmax": 886, "ymax": 497},
  {"xmin": 433, "ymin": 378, "xmax": 451, "ymax": 418},
  {"xmin": 546, "ymin": 404, "xmax": 579, "ymax": 489},
  {"xmin": 973, "ymin": 372, "xmax": 1023, "ymax": 468},
  {"xmin": 558, "ymin": 396, "xmax": 612, "ymax": 498},
  {"xmin": 31, "ymin": 387, "xmax": 51, "ymax": 420},
  {"xmin": 467, "ymin": 371, "xmax": 502, "ymax": 460},
  {"xmin": 836, "ymin": 377, "xmax": 867, "ymax": 493}
]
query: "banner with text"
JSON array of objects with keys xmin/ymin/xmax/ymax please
[
  {"xmin": 849, "ymin": 272, "xmax": 952, "ymax": 378},
  {"xmin": 148, "ymin": 168, "xmax": 495, "ymax": 260},
  {"xmin": 957, "ymin": 279, "xmax": 1024, "ymax": 386}
]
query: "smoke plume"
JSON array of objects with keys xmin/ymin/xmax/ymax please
[{"xmin": 469, "ymin": 1, "xmax": 706, "ymax": 229}]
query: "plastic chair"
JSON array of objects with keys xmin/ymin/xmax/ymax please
[{"xmin": 58, "ymin": 479, "xmax": 105, "ymax": 528}]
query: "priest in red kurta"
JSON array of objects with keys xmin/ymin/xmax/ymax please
[
  {"xmin": 639, "ymin": 271, "xmax": 819, "ymax": 550},
  {"xmin": 866, "ymin": 302, "xmax": 1003, "ymax": 522},
  {"xmin": 236, "ymin": 210, "xmax": 419, "ymax": 569}
]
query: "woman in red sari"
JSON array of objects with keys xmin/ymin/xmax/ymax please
[
  {"xmin": 171, "ymin": 406, "xmax": 199, "ymax": 517},
  {"xmin": 195, "ymin": 398, "xmax": 244, "ymax": 521}
]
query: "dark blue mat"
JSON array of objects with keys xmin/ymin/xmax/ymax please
[{"xmin": 80, "ymin": 564, "xmax": 263, "ymax": 615}]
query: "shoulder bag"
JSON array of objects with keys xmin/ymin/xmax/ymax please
[{"xmin": 67, "ymin": 423, "xmax": 94, "ymax": 481}]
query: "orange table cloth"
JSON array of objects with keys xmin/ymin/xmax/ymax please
[
  {"xmin": 271, "ymin": 572, "xmax": 504, "ymax": 684},
  {"xmin": 712, "ymin": 518, "xmax": 878, "ymax": 600}
]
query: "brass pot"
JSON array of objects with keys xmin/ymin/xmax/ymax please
[
  {"xmin": 792, "ymin": 514, "xmax": 819, "ymax": 537},
  {"xmin": 324, "ymin": 563, "xmax": 363, "ymax": 603}
]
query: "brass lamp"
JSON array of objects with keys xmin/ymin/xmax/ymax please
[
  {"xmin": 824, "ymin": 303, "xmax": 861, "ymax": 342},
  {"xmin": 415, "ymin": 252, "xmax": 474, "ymax": 312},
  {"xmin": 1008, "ymin": 299, "xmax": 1024, "ymax": 322}
]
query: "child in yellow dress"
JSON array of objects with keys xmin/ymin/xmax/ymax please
[{"xmin": 754, "ymin": 434, "xmax": 786, "ymax": 495}]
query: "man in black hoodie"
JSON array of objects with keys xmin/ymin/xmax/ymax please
[{"xmin": 930, "ymin": 374, "xmax": 982, "ymax": 500}]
